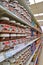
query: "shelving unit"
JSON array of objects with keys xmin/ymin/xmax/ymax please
[
  {"xmin": 0, "ymin": 5, "xmax": 41, "ymax": 33},
  {"xmin": 0, "ymin": 37, "xmax": 40, "ymax": 62},
  {"xmin": 29, "ymin": 43, "xmax": 42, "ymax": 65},
  {"xmin": 26, "ymin": 43, "xmax": 40, "ymax": 65},
  {"xmin": 0, "ymin": 0, "xmax": 42, "ymax": 65}
]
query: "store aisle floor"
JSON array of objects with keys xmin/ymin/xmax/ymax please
[{"xmin": 38, "ymin": 46, "xmax": 43, "ymax": 65}]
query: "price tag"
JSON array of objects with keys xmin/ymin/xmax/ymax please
[{"xmin": 5, "ymin": 50, "xmax": 14, "ymax": 58}]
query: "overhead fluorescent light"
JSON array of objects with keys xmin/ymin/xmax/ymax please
[
  {"xmin": 29, "ymin": 0, "xmax": 43, "ymax": 5},
  {"xmin": 34, "ymin": 13, "xmax": 43, "ymax": 16},
  {"xmin": 37, "ymin": 20, "xmax": 43, "ymax": 22}
]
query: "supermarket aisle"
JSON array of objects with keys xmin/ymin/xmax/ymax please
[{"xmin": 38, "ymin": 46, "xmax": 43, "ymax": 65}]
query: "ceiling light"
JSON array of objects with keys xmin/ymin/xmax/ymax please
[
  {"xmin": 29, "ymin": 0, "xmax": 43, "ymax": 5},
  {"xmin": 37, "ymin": 20, "xmax": 43, "ymax": 22},
  {"xmin": 34, "ymin": 13, "xmax": 43, "ymax": 16}
]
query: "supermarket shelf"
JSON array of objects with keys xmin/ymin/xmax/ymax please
[
  {"xmin": 0, "ymin": 5, "xmax": 28, "ymax": 25},
  {"xmin": 0, "ymin": 34, "xmax": 9, "ymax": 37},
  {"xmin": 34, "ymin": 55, "xmax": 38, "ymax": 65},
  {"xmin": 0, "ymin": 34, "xmax": 27, "ymax": 37},
  {"xmin": 17, "ymin": 0, "xmax": 41, "ymax": 28},
  {"xmin": 29, "ymin": 25, "xmax": 41, "ymax": 33},
  {"xmin": 0, "ymin": 31, "xmax": 15, "ymax": 34},
  {"xmin": 26, "ymin": 43, "xmax": 40, "ymax": 65},
  {"xmin": 0, "ymin": 30, "xmax": 26, "ymax": 34},
  {"xmin": 31, "ymin": 26, "xmax": 41, "ymax": 33},
  {"xmin": 0, "ymin": 37, "xmax": 40, "ymax": 62},
  {"xmin": 0, "ymin": 5, "xmax": 41, "ymax": 33},
  {"xmin": 0, "ymin": 19, "xmax": 26, "ymax": 29},
  {"xmin": 34, "ymin": 45, "xmax": 41, "ymax": 65},
  {"xmin": 11, "ymin": 22, "xmax": 26, "ymax": 28}
]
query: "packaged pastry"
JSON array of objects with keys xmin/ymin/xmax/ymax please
[
  {"xmin": 8, "ymin": 4, "xmax": 14, "ymax": 12},
  {"xmin": 9, "ymin": 40, "xmax": 14, "ymax": 48},
  {"xmin": 3, "ymin": 41, "xmax": 10, "ymax": 50},
  {"xmin": 18, "ymin": 38, "xmax": 22, "ymax": 44},
  {"xmin": 3, "ymin": 24, "xmax": 10, "ymax": 31},
  {"xmin": 10, "ymin": 21, "xmax": 18, "ymax": 33},
  {"xmin": 17, "ymin": 6, "xmax": 21, "ymax": 18},
  {"xmin": 13, "ymin": 7, "xmax": 21, "ymax": 18},
  {"xmin": 0, "ymin": 34, "xmax": 10, "ymax": 42},
  {"xmin": 16, "ymin": 3, "xmax": 21, "ymax": 12},
  {"xmin": 26, "ymin": 16, "xmax": 30, "ymax": 23},
  {"xmin": 10, "ymin": 40, "xmax": 16, "ymax": 47},
  {"xmin": 22, "ymin": 15, "xmax": 26, "ymax": 21},
  {"xmin": 16, "ymin": 22, "xmax": 21, "ymax": 25},
  {"xmin": 1, "ymin": 1, "xmax": 9, "ymax": 9},
  {"xmin": 10, "ymin": 36, "xmax": 16, "ymax": 40},
  {"xmin": 9, "ymin": 1, "xmax": 19, "ymax": 16},
  {"xmin": 9, "ymin": 25, "xmax": 16, "ymax": 32},
  {"xmin": 22, "ymin": 38, "xmax": 26, "ymax": 44},
  {"xmin": 14, "ymin": 26, "xmax": 18, "ymax": 33},
  {"xmin": 20, "ymin": 5, "xmax": 24, "ymax": 14},
  {"xmin": 13, "ymin": 1, "xmax": 18, "ymax": 8},
  {"xmin": 21, "ymin": 13, "xmax": 25, "ymax": 20},
  {"xmin": 0, "ymin": 17, "xmax": 9, "ymax": 21},
  {"xmin": 17, "ymin": 10, "xmax": 21, "ymax": 17},
  {"xmin": 0, "ymin": 24, "xmax": 5, "ymax": 31},
  {"xmin": 8, "ymin": 26, "xmax": 12, "ymax": 32},
  {"xmin": 0, "ymin": 37, "xmax": 9, "ymax": 42},
  {"xmin": 11, "ymin": 39, "xmax": 19, "ymax": 46},
  {"xmin": 23, "ymin": 8, "xmax": 27, "ymax": 15},
  {"xmin": 12, "ymin": 26, "xmax": 16, "ymax": 32},
  {"xmin": 17, "ymin": 27, "xmax": 22, "ymax": 33},
  {"xmin": 27, "ymin": 13, "xmax": 31, "ymax": 22},
  {"xmin": 10, "ymin": 20, "xmax": 16, "ymax": 23}
]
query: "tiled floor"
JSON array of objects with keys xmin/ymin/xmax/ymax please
[{"xmin": 38, "ymin": 47, "xmax": 43, "ymax": 65}]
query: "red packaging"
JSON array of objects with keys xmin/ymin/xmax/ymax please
[
  {"xmin": 4, "ymin": 24, "xmax": 10, "ymax": 31},
  {"xmin": 2, "ymin": 1, "xmax": 9, "ymax": 9},
  {"xmin": 12, "ymin": 39, "xmax": 19, "ymax": 45},
  {"xmin": 4, "ymin": 41, "xmax": 10, "ymax": 45},
  {"xmin": 3, "ymin": 41, "xmax": 10, "ymax": 50},
  {"xmin": 11, "ymin": 26, "xmax": 16, "ymax": 32},
  {"xmin": 17, "ymin": 27, "xmax": 22, "ymax": 33}
]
